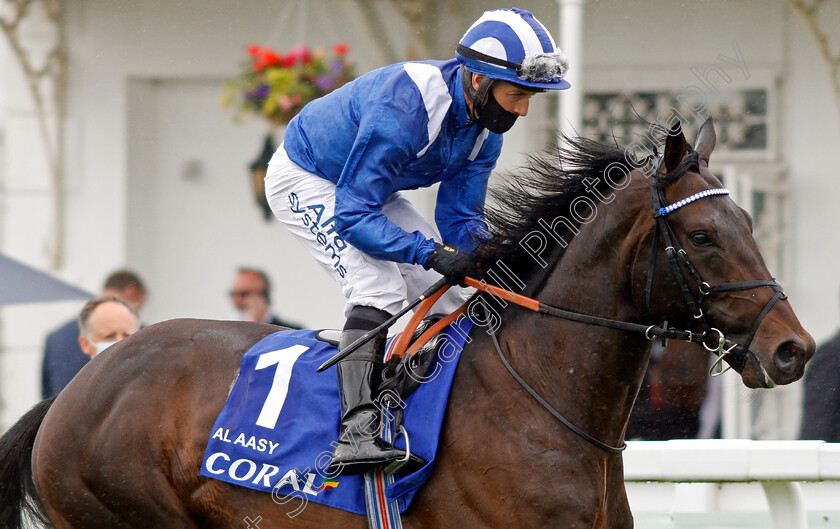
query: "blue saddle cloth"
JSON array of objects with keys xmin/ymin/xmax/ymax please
[{"xmin": 199, "ymin": 319, "xmax": 474, "ymax": 515}]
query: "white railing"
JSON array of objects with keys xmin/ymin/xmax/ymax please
[{"xmin": 623, "ymin": 440, "xmax": 840, "ymax": 529}]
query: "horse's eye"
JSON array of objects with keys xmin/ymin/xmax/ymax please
[{"xmin": 690, "ymin": 231, "xmax": 713, "ymax": 246}]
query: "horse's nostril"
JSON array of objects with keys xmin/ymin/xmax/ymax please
[{"xmin": 774, "ymin": 341, "xmax": 800, "ymax": 370}]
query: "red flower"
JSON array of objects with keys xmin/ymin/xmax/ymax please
[
  {"xmin": 254, "ymin": 48, "xmax": 284, "ymax": 72},
  {"xmin": 264, "ymin": 49, "xmax": 284, "ymax": 67},
  {"xmin": 225, "ymin": 41, "xmax": 356, "ymax": 124},
  {"xmin": 285, "ymin": 45, "xmax": 313, "ymax": 67}
]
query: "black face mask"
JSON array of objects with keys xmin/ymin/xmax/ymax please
[{"xmin": 475, "ymin": 90, "xmax": 518, "ymax": 134}]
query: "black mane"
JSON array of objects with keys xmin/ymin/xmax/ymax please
[
  {"xmin": 471, "ymin": 131, "xmax": 704, "ymax": 288},
  {"xmin": 471, "ymin": 136, "xmax": 638, "ymax": 284}
]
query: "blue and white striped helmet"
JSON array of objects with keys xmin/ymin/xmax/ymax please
[{"xmin": 456, "ymin": 8, "xmax": 570, "ymax": 90}]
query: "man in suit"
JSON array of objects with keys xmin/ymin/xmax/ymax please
[
  {"xmin": 800, "ymin": 289, "xmax": 840, "ymax": 441},
  {"xmin": 41, "ymin": 269, "xmax": 147, "ymax": 398},
  {"xmin": 77, "ymin": 295, "xmax": 140, "ymax": 358},
  {"xmin": 229, "ymin": 267, "xmax": 300, "ymax": 329}
]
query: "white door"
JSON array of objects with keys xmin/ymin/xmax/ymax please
[{"xmin": 126, "ymin": 78, "xmax": 346, "ymax": 328}]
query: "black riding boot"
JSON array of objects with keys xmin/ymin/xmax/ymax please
[{"xmin": 328, "ymin": 328, "xmax": 410, "ymax": 475}]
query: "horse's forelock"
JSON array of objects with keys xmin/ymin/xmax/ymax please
[{"xmin": 653, "ymin": 149, "xmax": 701, "ymax": 188}]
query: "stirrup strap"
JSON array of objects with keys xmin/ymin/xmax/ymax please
[
  {"xmin": 363, "ymin": 385, "xmax": 406, "ymax": 529},
  {"xmin": 401, "ymin": 307, "xmax": 468, "ymax": 358},
  {"xmin": 389, "ymin": 284, "xmax": 450, "ymax": 358},
  {"xmin": 387, "ymin": 282, "xmax": 470, "ymax": 360}
]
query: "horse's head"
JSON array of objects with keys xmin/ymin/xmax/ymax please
[
  {"xmin": 634, "ymin": 118, "xmax": 814, "ymax": 388},
  {"xmin": 472, "ymin": 121, "xmax": 813, "ymax": 389}
]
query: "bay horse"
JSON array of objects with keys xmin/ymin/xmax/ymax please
[{"xmin": 0, "ymin": 119, "xmax": 814, "ymax": 528}]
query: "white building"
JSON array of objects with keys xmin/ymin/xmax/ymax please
[{"xmin": 1, "ymin": 0, "xmax": 838, "ymax": 441}]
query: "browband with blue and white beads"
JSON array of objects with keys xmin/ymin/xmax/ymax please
[{"xmin": 656, "ymin": 188, "xmax": 730, "ymax": 217}]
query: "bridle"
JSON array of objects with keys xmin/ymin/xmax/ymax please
[
  {"xmin": 644, "ymin": 153, "xmax": 787, "ymax": 374},
  {"xmin": 472, "ymin": 151, "xmax": 788, "ymax": 454}
]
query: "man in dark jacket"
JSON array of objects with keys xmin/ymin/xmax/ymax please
[
  {"xmin": 229, "ymin": 267, "xmax": 300, "ymax": 328},
  {"xmin": 41, "ymin": 269, "xmax": 147, "ymax": 397},
  {"xmin": 800, "ymin": 307, "xmax": 840, "ymax": 441}
]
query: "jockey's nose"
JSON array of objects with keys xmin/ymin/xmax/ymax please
[{"xmin": 512, "ymin": 98, "xmax": 529, "ymax": 117}]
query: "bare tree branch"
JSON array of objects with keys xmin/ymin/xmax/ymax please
[
  {"xmin": 0, "ymin": 0, "xmax": 67, "ymax": 268},
  {"xmin": 354, "ymin": 0, "xmax": 452, "ymax": 63},
  {"xmin": 787, "ymin": 0, "xmax": 840, "ymax": 121},
  {"xmin": 354, "ymin": 0, "xmax": 400, "ymax": 64},
  {"xmin": 389, "ymin": 0, "xmax": 433, "ymax": 59}
]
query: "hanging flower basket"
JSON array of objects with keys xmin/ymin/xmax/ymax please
[{"xmin": 221, "ymin": 43, "xmax": 356, "ymax": 126}]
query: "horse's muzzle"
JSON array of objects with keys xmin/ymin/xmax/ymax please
[{"xmin": 771, "ymin": 336, "xmax": 814, "ymax": 383}]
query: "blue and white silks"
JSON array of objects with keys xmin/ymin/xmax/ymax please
[{"xmin": 282, "ymin": 59, "xmax": 501, "ymax": 265}]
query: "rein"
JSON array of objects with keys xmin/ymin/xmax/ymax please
[
  {"xmin": 452, "ymin": 155, "xmax": 786, "ymax": 454},
  {"xmin": 391, "ymin": 278, "xmax": 702, "ymax": 454},
  {"xmin": 465, "ymin": 278, "xmax": 707, "ymax": 345},
  {"xmin": 392, "ymin": 153, "xmax": 787, "ymax": 456},
  {"xmin": 487, "ymin": 330, "xmax": 627, "ymax": 454}
]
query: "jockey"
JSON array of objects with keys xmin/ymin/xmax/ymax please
[{"xmin": 265, "ymin": 7, "xmax": 570, "ymax": 475}]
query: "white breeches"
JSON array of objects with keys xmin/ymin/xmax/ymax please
[{"xmin": 265, "ymin": 144, "xmax": 470, "ymax": 318}]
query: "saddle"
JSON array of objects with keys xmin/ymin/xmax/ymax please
[
  {"xmin": 313, "ymin": 318, "xmax": 442, "ymax": 393},
  {"xmin": 316, "ymin": 317, "xmax": 447, "ymax": 438},
  {"xmin": 380, "ymin": 316, "xmax": 443, "ymax": 398}
]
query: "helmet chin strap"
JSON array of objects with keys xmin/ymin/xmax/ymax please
[{"xmin": 461, "ymin": 65, "xmax": 495, "ymax": 121}]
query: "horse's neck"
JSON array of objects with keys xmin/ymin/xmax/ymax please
[
  {"xmin": 457, "ymin": 211, "xmax": 652, "ymax": 455},
  {"xmin": 471, "ymin": 304, "xmax": 649, "ymax": 453},
  {"xmin": 426, "ymin": 287, "xmax": 650, "ymax": 524},
  {"xmin": 414, "ymin": 182, "xmax": 655, "ymax": 526}
]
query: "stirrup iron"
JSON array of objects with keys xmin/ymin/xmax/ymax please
[{"xmin": 383, "ymin": 426, "xmax": 412, "ymax": 475}]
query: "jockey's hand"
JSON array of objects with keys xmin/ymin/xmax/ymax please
[{"xmin": 423, "ymin": 243, "xmax": 476, "ymax": 287}]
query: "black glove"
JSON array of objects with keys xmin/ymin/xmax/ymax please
[{"xmin": 423, "ymin": 243, "xmax": 476, "ymax": 287}]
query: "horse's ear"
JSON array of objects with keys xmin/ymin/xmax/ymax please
[
  {"xmin": 694, "ymin": 117, "xmax": 716, "ymax": 167},
  {"xmin": 663, "ymin": 122, "xmax": 687, "ymax": 174}
]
